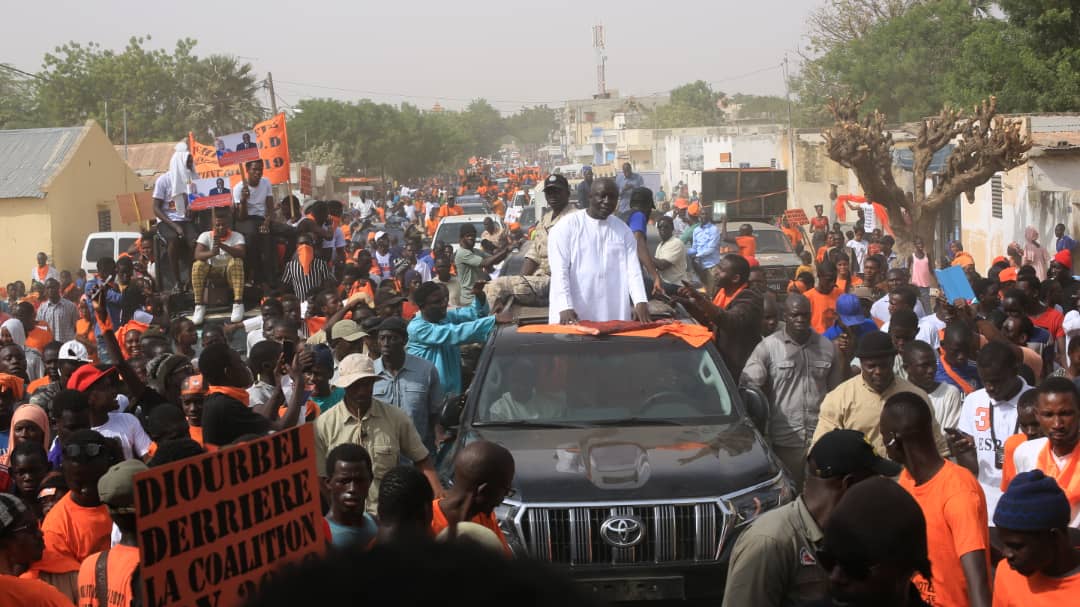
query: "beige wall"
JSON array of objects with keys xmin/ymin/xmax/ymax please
[
  {"xmin": 0, "ymin": 198, "xmax": 53, "ymax": 286},
  {"xmin": 1, "ymin": 121, "xmax": 141, "ymax": 286}
]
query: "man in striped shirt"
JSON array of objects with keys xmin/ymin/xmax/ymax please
[
  {"xmin": 282, "ymin": 234, "xmax": 335, "ymax": 301},
  {"xmin": 36, "ymin": 279, "xmax": 77, "ymax": 343}
]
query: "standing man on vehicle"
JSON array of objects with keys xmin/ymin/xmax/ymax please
[
  {"xmin": 741, "ymin": 293, "xmax": 845, "ymax": 489},
  {"xmin": 615, "ymin": 162, "xmax": 644, "ymax": 215},
  {"xmin": 654, "ymin": 216, "xmax": 691, "ymax": 289},
  {"xmin": 455, "ymin": 225, "xmax": 510, "ymax": 306},
  {"xmin": 723, "ymin": 429, "xmax": 900, "ymax": 607},
  {"xmin": 234, "ymin": 159, "xmax": 277, "ymax": 287},
  {"xmin": 548, "ymin": 178, "xmax": 650, "ymax": 325},
  {"xmin": 153, "ymin": 142, "xmax": 199, "ymax": 292},
  {"xmin": 574, "ymin": 166, "xmax": 594, "ymax": 210}
]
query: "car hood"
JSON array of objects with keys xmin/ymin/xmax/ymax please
[
  {"xmin": 755, "ymin": 252, "xmax": 800, "ymax": 267},
  {"xmin": 465, "ymin": 422, "xmax": 778, "ymax": 502}
]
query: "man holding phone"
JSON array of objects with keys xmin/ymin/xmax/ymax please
[{"xmin": 950, "ymin": 341, "xmax": 1032, "ymax": 520}]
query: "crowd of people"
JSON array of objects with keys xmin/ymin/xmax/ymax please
[{"xmin": 0, "ymin": 141, "xmax": 1077, "ymax": 606}]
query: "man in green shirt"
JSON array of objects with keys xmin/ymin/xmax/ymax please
[
  {"xmin": 454, "ymin": 223, "xmax": 510, "ymax": 305},
  {"xmin": 723, "ymin": 429, "xmax": 900, "ymax": 607}
]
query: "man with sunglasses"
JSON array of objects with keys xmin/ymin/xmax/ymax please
[
  {"xmin": 32, "ymin": 429, "xmax": 116, "ymax": 603},
  {"xmin": 723, "ymin": 429, "xmax": 899, "ymax": 607},
  {"xmin": 881, "ymin": 392, "xmax": 992, "ymax": 607},
  {"xmin": 429, "ymin": 440, "xmax": 515, "ymax": 555}
]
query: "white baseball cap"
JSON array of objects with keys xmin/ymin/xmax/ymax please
[
  {"xmin": 58, "ymin": 340, "xmax": 91, "ymax": 363},
  {"xmin": 332, "ymin": 354, "xmax": 378, "ymax": 388}
]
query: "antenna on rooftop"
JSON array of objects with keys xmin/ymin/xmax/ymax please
[{"xmin": 593, "ymin": 22, "xmax": 609, "ymax": 99}]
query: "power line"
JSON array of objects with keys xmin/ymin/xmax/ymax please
[{"xmin": 0, "ymin": 63, "xmax": 43, "ymax": 81}]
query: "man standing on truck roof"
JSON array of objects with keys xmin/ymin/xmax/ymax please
[
  {"xmin": 153, "ymin": 141, "xmax": 199, "ymax": 293},
  {"xmin": 574, "ymin": 166, "xmax": 593, "ymax": 210},
  {"xmin": 548, "ymin": 178, "xmax": 650, "ymax": 325},
  {"xmin": 723, "ymin": 429, "xmax": 900, "ymax": 607}
]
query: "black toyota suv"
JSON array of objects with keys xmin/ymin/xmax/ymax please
[{"xmin": 437, "ymin": 303, "xmax": 793, "ymax": 602}]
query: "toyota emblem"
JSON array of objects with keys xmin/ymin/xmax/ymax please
[{"xmin": 600, "ymin": 515, "xmax": 644, "ymax": 548}]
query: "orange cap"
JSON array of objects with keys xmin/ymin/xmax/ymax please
[
  {"xmin": 998, "ymin": 267, "xmax": 1017, "ymax": 283},
  {"xmin": 181, "ymin": 374, "xmax": 206, "ymax": 397},
  {"xmin": 688, "ymin": 202, "xmax": 701, "ymax": 217}
]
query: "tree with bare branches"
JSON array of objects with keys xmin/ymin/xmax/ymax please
[{"xmin": 822, "ymin": 95, "xmax": 1032, "ymax": 254}]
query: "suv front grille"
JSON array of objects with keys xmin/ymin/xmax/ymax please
[{"xmin": 519, "ymin": 502, "xmax": 728, "ymax": 565}]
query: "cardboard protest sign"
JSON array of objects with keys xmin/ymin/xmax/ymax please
[
  {"xmin": 214, "ymin": 130, "xmax": 261, "ymax": 167},
  {"xmin": 134, "ymin": 425, "xmax": 325, "ymax": 607},
  {"xmin": 189, "ymin": 135, "xmax": 241, "ymax": 181},
  {"xmin": 252, "ymin": 113, "xmax": 291, "ymax": 185},
  {"xmin": 116, "ymin": 191, "xmax": 156, "ymax": 225},
  {"xmin": 189, "ymin": 178, "xmax": 235, "ymax": 212},
  {"xmin": 784, "ymin": 208, "xmax": 809, "ymax": 226}
]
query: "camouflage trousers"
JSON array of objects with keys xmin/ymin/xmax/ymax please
[{"xmin": 483, "ymin": 274, "xmax": 550, "ymax": 307}]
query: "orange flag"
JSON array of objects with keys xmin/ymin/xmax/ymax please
[{"xmin": 252, "ymin": 112, "xmax": 291, "ymax": 184}]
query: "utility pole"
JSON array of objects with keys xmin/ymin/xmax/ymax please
[
  {"xmin": 782, "ymin": 55, "xmax": 797, "ymax": 206},
  {"xmin": 267, "ymin": 72, "xmax": 278, "ymax": 115},
  {"xmin": 593, "ymin": 23, "xmax": 608, "ymax": 99}
]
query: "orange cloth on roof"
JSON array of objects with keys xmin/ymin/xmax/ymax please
[{"xmin": 517, "ymin": 320, "xmax": 714, "ymax": 348}]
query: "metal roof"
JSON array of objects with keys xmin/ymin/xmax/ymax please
[
  {"xmin": 114, "ymin": 141, "xmax": 175, "ymax": 188},
  {"xmin": 0, "ymin": 125, "xmax": 88, "ymax": 199}
]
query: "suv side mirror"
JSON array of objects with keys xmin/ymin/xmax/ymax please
[
  {"xmin": 738, "ymin": 386, "xmax": 769, "ymax": 435},
  {"xmin": 439, "ymin": 393, "xmax": 466, "ymax": 431}
]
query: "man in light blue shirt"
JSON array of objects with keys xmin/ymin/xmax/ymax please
[
  {"xmin": 615, "ymin": 162, "xmax": 644, "ymax": 214},
  {"xmin": 688, "ymin": 219, "xmax": 722, "ymax": 271},
  {"xmin": 374, "ymin": 317, "xmax": 443, "ymax": 452},
  {"xmin": 406, "ymin": 280, "xmax": 511, "ymax": 396}
]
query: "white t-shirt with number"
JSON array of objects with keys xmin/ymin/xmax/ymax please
[
  {"xmin": 196, "ymin": 230, "xmax": 246, "ymax": 267},
  {"xmin": 233, "ymin": 177, "xmax": 273, "ymax": 217},
  {"xmin": 958, "ymin": 381, "xmax": 1032, "ymax": 521}
]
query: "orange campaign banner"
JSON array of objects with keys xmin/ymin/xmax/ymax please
[
  {"xmin": 252, "ymin": 112, "xmax": 291, "ymax": 185},
  {"xmin": 134, "ymin": 425, "xmax": 325, "ymax": 607},
  {"xmin": 189, "ymin": 134, "xmax": 241, "ymax": 181}
]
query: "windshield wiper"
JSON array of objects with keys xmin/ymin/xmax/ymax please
[
  {"xmin": 587, "ymin": 418, "xmax": 688, "ymax": 426},
  {"xmin": 473, "ymin": 420, "xmax": 584, "ymax": 429}
]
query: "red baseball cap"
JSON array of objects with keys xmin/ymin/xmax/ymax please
[{"xmin": 66, "ymin": 365, "xmax": 116, "ymax": 392}]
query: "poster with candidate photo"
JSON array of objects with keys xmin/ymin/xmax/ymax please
[
  {"xmin": 215, "ymin": 130, "xmax": 260, "ymax": 167},
  {"xmin": 188, "ymin": 177, "xmax": 234, "ymax": 211}
]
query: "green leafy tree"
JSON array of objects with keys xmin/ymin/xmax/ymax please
[
  {"xmin": 0, "ymin": 66, "xmax": 37, "ymax": 129},
  {"xmin": 177, "ymin": 54, "xmax": 263, "ymax": 138},
  {"xmin": 648, "ymin": 81, "xmax": 726, "ymax": 128}
]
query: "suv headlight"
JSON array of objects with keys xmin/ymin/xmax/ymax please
[
  {"xmin": 493, "ymin": 499, "xmax": 525, "ymax": 555},
  {"xmin": 724, "ymin": 474, "xmax": 793, "ymax": 528}
]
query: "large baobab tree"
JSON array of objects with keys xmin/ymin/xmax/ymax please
[{"xmin": 822, "ymin": 95, "xmax": 1032, "ymax": 254}]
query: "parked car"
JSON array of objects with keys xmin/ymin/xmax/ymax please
[
  {"xmin": 741, "ymin": 221, "xmax": 807, "ymax": 293},
  {"xmin": 453, "ymin": 194, "xmax": 491, "ymax": 216},
  {"xmin": 437, "ymin": 303, "xmax": 793, "ymax": 602},
  {"xmin": 81, "ymin": 232, "xmax": 140, "ymax": 275}
]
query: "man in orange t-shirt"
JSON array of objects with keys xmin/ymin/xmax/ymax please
[
  {"xmin": 429, "ymin": 440, "xmax": 513, "ymax": 555},
  {"xmin": 881, "ymin": 392, "xmax": 992, "ymax": 607},
  {"xmin": 0, "ymin": 494, "xmax": 73, "ymax": 607},
  {"xmin": 992, "ymin": 470, "xmax": 1080, "ymax": 606},
  {"xmin": 32, "ymin": 429, "xmax": 114, "ymax": 604},
  {"xmin": 805, "ymin": 261, "xmax": 843, "ymax": 334},
  {"xmin": 15, "ymin": 302, "xmax": 53, "ymax": 354},
  {"xmin": 77, "ymin": 459, "xmax": 146, "ymax": 607},
  {"xmin": 438, "ymin": 198, "xmax": 464, "ymax": 219}
]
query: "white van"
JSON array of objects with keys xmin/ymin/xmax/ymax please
[{"xmin": 81, "ymin": 232, "xmax": 141, "ymax": 275}]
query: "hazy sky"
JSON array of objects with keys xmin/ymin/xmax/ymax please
[{"xmin": 4, "ymin": 0, "xmax": 822, "ymax": 114}]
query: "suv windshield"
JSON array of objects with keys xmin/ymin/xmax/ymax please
[
  {"xmin": 754, "ymin": 230, "xmax": 794, "ymax": 254},
  {"xmin": 474, "ymin": 338, "xmax": 735, "ymax": 424},
  {"xmin": 436, "ymin": 221, "xmax": 488, "ymax": 244}
]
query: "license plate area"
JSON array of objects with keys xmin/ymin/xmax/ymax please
[{"xmin": 579, "ymin": 576, "xmax": 685, "ymax": 601}]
